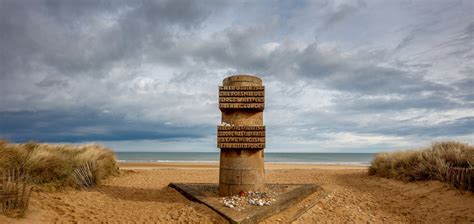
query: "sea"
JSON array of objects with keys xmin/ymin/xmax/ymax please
[{"xmin": 116, "ymin": 152, "xmax": 375, "ymax": 165}]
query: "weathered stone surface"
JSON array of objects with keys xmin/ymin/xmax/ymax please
[
  {"xmin": 218, "ymin": 74, "xmax": 266, "ymax": 196},
  {"xmin": 220, "ymin": 149, "xmax": 263, "ymax": 158},
  {"xmin": 223, "ymin": 75, "xmax": 262, "ymax": 86},
  {"xmin": 222, "ymin": 111, "xmax": 263, "ymax": 126},
  {"xmin": 220, "ymin": 156, "xmax": 264, "ymax": 170},
  {"xmin": 219, "ymin": 169, "xmax": 242, "ymax": 184},
  {"xmin": 219, "ymin": 168, "xmax": 264, "ymax": 186},
  {"xmin": 241, "ymin": 169, "xmax": 265, "ymax": 185}
]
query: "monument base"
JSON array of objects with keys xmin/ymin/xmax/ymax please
[{"xmin": 169, "ymin": 183, "xmax": 323, "ymax": 224}]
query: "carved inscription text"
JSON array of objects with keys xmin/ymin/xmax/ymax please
[
  {"xmin": 219, "ymin": 86, "xmax": 264, "ymax": 110},
  {"xmin": 217, "ymin": 143, "xmax": 265, "ymax": 149},
  {"xmin": 218, "ymin": 126, "xmax": 265, "ymax": 131},
  {"xmin": 217, "ymin": 126, "xmax": 266, "ymax": 149}
]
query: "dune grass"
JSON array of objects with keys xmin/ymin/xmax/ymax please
[
  {"xmin": 0, "ymin": 140, "xmax": 118, "ymax": 189},
  {"xmin": 1, "ymin": 168, "xmax": 32, "ymax": 217},
  {"xmin": 369, "ymin": 141, "xmax": 474, "ymax": 190}
]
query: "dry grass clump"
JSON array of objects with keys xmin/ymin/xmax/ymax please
[
  {"xmin": 0, "ymin": 140, "xmax": 118, "ymax": 189},
  {"xmin": 73, "ymin": 161, "xmax": 97, "ymax": 188},
  {"xmin": 1, "ymin": 168, "xmax": 32, "ymax": 217},
  {"xmin": 369, "ymin": 141, "xmax": 474, "ymax": 190}
]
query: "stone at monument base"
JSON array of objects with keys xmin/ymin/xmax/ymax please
[
  {"xmin": 169, "ymin": 183, "xmax": 322, "ymax": 224},
  {"xmin": 219, "ymin": 149, "xmax": 265, "ymax": 196}
]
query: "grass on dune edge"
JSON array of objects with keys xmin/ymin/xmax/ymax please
[
  {"xmin": 0, "ymin": 139, "xmax": 119, "ymax": 189},
  {"xmin": 369, "ymin": 141, "xmax": 474, "ymax": 191}
]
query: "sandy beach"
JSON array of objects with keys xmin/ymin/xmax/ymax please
[{"xmin": 1, "ymin": 162, "xmax": 473, "ymax": 223}]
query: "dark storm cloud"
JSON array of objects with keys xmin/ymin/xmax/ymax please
[
  {"xmin": 321, "ymin": 1, "xmax": 364, "ymax": 30},
  {"xmin": 0, "ymin": 0, "xmax": 215, "ymax": 79},
  {"xmin": 0, "ymin": 108, "xmax": 209, "ymax": 142},
  {"xmin": 0, "ymin": 0, "xmax": 472, "ymax": 150},
  {"xmin": 452, "ymin": 78, "xmax": 474, "ymax": 105},
  {"xmin": 360, "ymin": 117, "xmax": 474, "ymax": 137},
  {"xmin": 294, "ymin": 47, "xmax": 450, "ymax": 95},
  {"xmin": 268, "ymin": 115, "xmax": 474, "ymax": 139},
  {"xmin": 333, "ymin": 94, "xmax": 457, "ymax": 112},
  {"xmin": 190, "ymin": 33, "xmax": 452, "ymax": 96}
]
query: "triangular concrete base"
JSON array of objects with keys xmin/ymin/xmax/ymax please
[{"xmin": 169, "ymin": 183, "xmax": 321, "ymax": 224}]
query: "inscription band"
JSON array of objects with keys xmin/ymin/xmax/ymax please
[
  {"xmin": 217, "ymin": 137, "xmax": 265, "ymax": 143},
  {"xmin": 219, "ymin": 91, "xmax": 264, "ymax": 97},
  {"xmin": 217, "ymin": 126, "xmax": 265, "ymax": 131},
  {"xmin": 219, "ymin": 86, "xmax": 265, "ymax": 91},
  {"xmin": 218, "ymin": 131, "xmax": 265, "ymax": 137},
  {"xmin": 219, "ymin": 97, "xmax": 264, "ymax": 103},
  {"xmin": 219, "ymin": 103, "xmax": 264, "ymax": 109},
  {"xmin": 217, "ymin": 143, "xmax": 265, "ymax": 149}
]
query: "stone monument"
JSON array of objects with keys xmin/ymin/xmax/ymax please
[
  {"xmin": 217, "ymin": 75, "xmax": 265, "ymax": 196},
  {"xmin": 169, "ymin": 74, "xmax": 319, "ymax": 223}
]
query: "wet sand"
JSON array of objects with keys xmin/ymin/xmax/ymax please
[{"xmin": 1, "ymin": 163, "xmax": 473, "ymax": 223}]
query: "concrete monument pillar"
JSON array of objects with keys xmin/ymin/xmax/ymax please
[{"xmin": 217, "ymin": 75, "xmax": 265, "ymax": 196}]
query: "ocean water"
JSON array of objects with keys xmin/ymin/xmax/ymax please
[{"xmin": 116, "ymin": 152, "xmax": 375, "ymax": 165}]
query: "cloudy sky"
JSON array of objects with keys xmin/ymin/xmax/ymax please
[{"xmin": 0, "ymin": 0, "xmax": 473, "ymax": 152}]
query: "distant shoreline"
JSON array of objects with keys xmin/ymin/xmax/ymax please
[
  {"xmin": 116, "ymin": 152, "xmax": 375, "ymax": 165},
  {"xmin": 118, "ymin": 162, "xmax": 369, "ymax": 170}
]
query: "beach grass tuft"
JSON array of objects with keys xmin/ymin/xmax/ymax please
[
  {"xmin": 1, "ymin": 168, "xmax": 32, "ymax": 217},
  {"xmin": 0, "ymin": 140, "xmax": 118, "ymax": 189},
  {"xmin": 369, "ymin": 141, "xmax": 474, "ymax": 190},
  {"xmin": 73, "ymin": 161, "xmax": 97, "ymax": 188}
]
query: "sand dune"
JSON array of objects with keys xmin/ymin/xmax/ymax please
[{"xmin": 1, "ymin": 163, "xmax": 473, "ymax": 223}]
